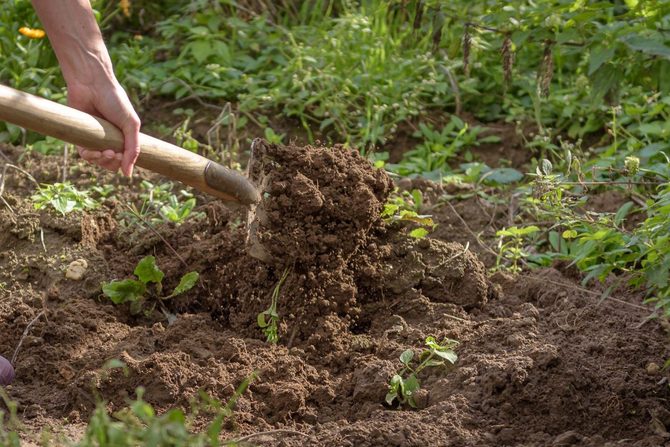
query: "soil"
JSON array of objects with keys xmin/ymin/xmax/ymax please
[{"xmin": 1, "ymin": 141, "xmax": 670, "ymax": 447}]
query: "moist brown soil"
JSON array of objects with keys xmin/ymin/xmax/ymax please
[{"xmin": 1, "ymin": 142, "xmax": 670, "ymax": 446}]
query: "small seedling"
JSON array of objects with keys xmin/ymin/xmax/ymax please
[
  {"xmin": 257, "ymin": 268, "xmax": 289, "ymax": 343},
  {"xmin": 121, "ymin": 180, "xmax": 204, "ymax": 226},
  {"xmin": 386, "ymin": 336, "xmax": 458, "ymax": 408},
  {"xmin": 495, "ymin": 225, "xmax": 541, "ymax": 273},
  {"xmin": 102, "ymin": 256, "xmax": 198, "ymax": 321},
  {"xmin": 382, "ymin": 189, "xmax": 436, "ymax": 238},
  {"xmin": 31, "ymin": 182, "xmax": 98, "ymax": 216}
]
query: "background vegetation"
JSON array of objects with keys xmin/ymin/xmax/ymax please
[{"xmin": 3, "ymin": 0, "xmax": 670, "ymax": 444}]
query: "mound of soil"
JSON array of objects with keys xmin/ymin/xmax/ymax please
[{"xmin": 1, "ymin": 142, "xmax": 669, "ymax": 446}]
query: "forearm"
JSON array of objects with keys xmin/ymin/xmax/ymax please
[{"xmin": 31, "ymin": 0, "xmax": 116, "ymax": 88}]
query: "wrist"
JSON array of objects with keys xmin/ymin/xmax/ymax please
[{"xmin": 61, "ymin": 45, "xmax": 117, "ymax": 90}]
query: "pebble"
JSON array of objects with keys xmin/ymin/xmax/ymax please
[
  {"xmin": 646, "ymin": 362, "xmax": 661, "ymax": 375},
  {"xmin": 65, "ymin": 259, "xmax": 88, "ymax": 281}
]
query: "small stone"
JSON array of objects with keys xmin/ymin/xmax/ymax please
[
  {"xmin": 65, "ymin": 259, "xmax": 88, "ymax": 281},
  {"xmin": 646, "ymin": 362, "xmax": 661, "ymax": 375}
]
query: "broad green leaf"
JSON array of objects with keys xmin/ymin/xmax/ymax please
[
  {"xmin": 589, "ymin": 63, "xmax": 622, "ymax": 103},
  {"xmin": 400, "ymin": 349, "xmax": 414, "ymax": 365},
  {"xmin": 134, "ymin": 256, "xmax": 164, "ymax": 285},
  {"xmin": 434, "ymin": 349, "xmax": 458, "ymax": 364},
  {"xmin": 102, "ymin": 279, "xmax": 146, "ymax": 304},
  {"xmin": 385, "ymin": 391, "xmax": 398, "ymax": 406},
  {"xmin": 589, "ymin": 46, "xmax": 615, "ymax": 75},
  {"xmin": 167, "ymin": 271, "xmax": 199, "ymax": 298},
  {"xmin": 541, "ymin": 159, "xmax": 553, "ymax": 176},
  {"xmin": 620, "ymin": 34, "xmax": 670, "ymax": 59},
  {"xmin": 484, "ymin": 167, "xmax": 524, "ymax": 184}
]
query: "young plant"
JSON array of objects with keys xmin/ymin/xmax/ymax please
[
  {"xmin": 257, "ymin": 268, "xmax": 289, "ymax": 344},
  {"xmin": 121, "ymin": 180, "xmax": 204, "ymax": 227},
  {"xmin": 381, "ymin": 189, "xmax": 435, "ymax": 239},
  {"xmin": 102, "ymin": 256, "xmax": 198, "ymax": 321},
  {"xmin": 31, "ymin": 182, "xmax": 99, "ymax": 216},
  {"xmin": 386, "ymin": 336, "xmax": 459, "ymax": 408},
  {"xmin": 495, "ymin": 225, "xmax": 541, "ymax": 273},
  {"xmin": 388, "ymin": 117, "xmax": 500, "ymax": 179}
]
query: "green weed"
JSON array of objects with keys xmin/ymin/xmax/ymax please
[
  {"xmin": 257, "ymin": 268, "xmax": 290, "ymax": 344},
  {"xmin": 121, "ymin": 180, "xmax": 204, "ymax": 226},
  {"xmin": 386, "ymin": 336, "xmax": 458, "ymax": 408},
  {"xmin": 31, "ymin": 182, "xmax": 99, "ymax": 216},
  {"xmin": 388, "ymin": 117, "xmax": 500, "ymax": 179},
  {"xmin": 381, "ymin": 189, "xmax": 435, "ymax": 239},
  {"xmin": 102, "ymin": 255, "xmax": 198, "ymax": 320}
]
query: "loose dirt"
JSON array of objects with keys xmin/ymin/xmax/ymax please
[{"xmin": 1, "ymin": 142, "xmax": 669, "ymax": 446}]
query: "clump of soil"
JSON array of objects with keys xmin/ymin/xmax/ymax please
[
  {"xmin": 1, "ymin": 142, "xmax": 670, "ymax": 446},
  {"xmin": 216, "ymin": 140, "xmax": 489, "ymax": 343}
]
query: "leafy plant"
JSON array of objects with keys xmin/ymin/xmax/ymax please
[
  {"xmin": 381, "ymin": 189, "xmax": 435, "ymax": 239},
  {"xmin": 386, "ymin": 336, "xmax": 459, "ymax": 408},
  {"xmin": 102, "ymin": 256, "xmax": 198, "ymax": 320},
  {"xmin": 121, "ymin": 180, "xmax": 204, "ymax": 226},
  {"xmin": 77, "ymin": 370, "xmax": 257, "ymax": 447},
  {"xmin": 388, "ymin": 117, "xmax": 500, "ymax": 179},
  {"xmin": 31, "ymin": 182, "xmax": 99, "ymax": 216},
  {"xmin": 495, "ymin": 225, "xmax": 541, "ymax": 274},
  {"xmin": 257, "ymin": 268, "xmax": 289, "ymax": 343}
]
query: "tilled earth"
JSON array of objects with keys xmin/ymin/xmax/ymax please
[{"xmin": 1, "ymin": 142, "xmax": 669, "ymax": 446}]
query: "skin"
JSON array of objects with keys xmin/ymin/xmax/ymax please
[{"xmin": 31, "ymin": 0, "xmax": 141, "ymax": 176}]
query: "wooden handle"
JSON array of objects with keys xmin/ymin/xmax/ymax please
[{"xmin": 0, "ymin": 84, "xmax": 259, "ymax": 205}]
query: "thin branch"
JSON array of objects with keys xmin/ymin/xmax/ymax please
[
  {"xmin": 443, "ymin": 200, "xmax": 499, "ymax": 258},
  {"xmin": 532, "ymin": 277, "xmax": 649, "ymax": 312},
  {"xmin": 12, "ymin": 311, "xmax": 45, "ymax": 365},
  {"xmin": 121, "ymin": 204, "xmax": 189, "ymax": 269}
]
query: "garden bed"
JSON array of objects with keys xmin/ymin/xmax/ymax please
[{"xmin": 1, "ymin": 142, "xmax": 669, "ymax": 446}]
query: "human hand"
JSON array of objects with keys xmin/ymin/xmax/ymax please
[{"xmin": 67, "ymin": 80, "xmax": 141, "ymax": 176}]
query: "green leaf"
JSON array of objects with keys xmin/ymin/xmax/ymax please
[
  {"xmin": 400, "ymin": 349, "xmax": 414, "ymax": 365},
  {"xmin": 134, "ymin": 256, "xmax": 164, "ymax": 285},
  {"xmin": 102, "ymin": 279, "xmax": 146, "ymax": 304},
  {"xmin": 589, "ymin": 46, "xmax": 615, "ymax": 76},
  {"xmin": 620, "ymin": 34, "xmax": 670, "ymax": 59},
  {"xmin": 409, "ymin": 228, "xmax": 429, "ymax": 239},
  {"xmin": 385, "ymin": 391, "xmax": 398, "ymax": 406},
  {"xmin": 614, "ymin": 201, "xmax": 635, "ymax": 227},
  {"xmin": 562, "ymin": 229, "xmax": 578, "ymax": 239},
  {"xmin": 434, "ymin": 349, "xmax": 458, "ymax": 364},
  {"xmin": 484, "ymin": 167, "xmax": 524, "ymax": 185},
  {"xmin": 257, "ymin": 312, "xmax": 269, "ymax": 328},
  {"xmin": 167, "ymin": 271, "xmax": 199, "ymax": 298},
  {"xmin": 541, "ymin": 159, "xmax": 553, "ymax": 176}
]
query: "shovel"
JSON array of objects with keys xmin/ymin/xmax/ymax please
[{"xmin": 0, "ymin": 84, "xmax": 260, "ymax": 206}]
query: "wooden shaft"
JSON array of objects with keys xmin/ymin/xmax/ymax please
[{"xmin": 0, "ymin": 84, "xmax": 259, "ymax": 205}]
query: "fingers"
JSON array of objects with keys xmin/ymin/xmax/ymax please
[
  {"xmin": 121, "ymin": 114, "xmax": 141, "ymax": 177},
  {"xmin": 77, "ymin": 147, "xmax": 122, "ymax": 171},
  {"xmin": 68, "ymin": 81, "xmax": 141, "ymax": 175}
]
